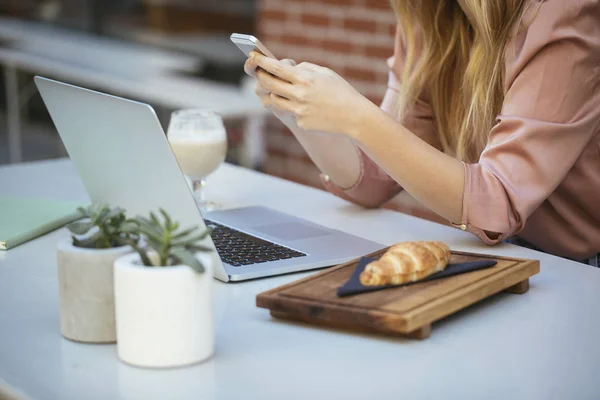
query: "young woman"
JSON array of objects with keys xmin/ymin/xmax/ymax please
[{"xmin": 244, "ymin": 0, "xmax": 600, "ymax": 264}]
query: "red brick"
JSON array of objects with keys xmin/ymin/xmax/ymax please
[
  {"xmin": 386, "ymin": 22, "xmax": 397, "ymax": 36},
  {"xmin": 260, "ymin": 0, "xmax": 284, "ymax": 10},
  {"xmin": 270, "ymin": 167, "xmax": 323, "ymax": 190},
  {"xmin": 279, "ymin": 173, "xmax": 315, "ymax": 188},
  {"xmin": 266, "ymin": 134, "xmax": 308, "ymax": 157},
  {"xmin": 280, "ymin": 34, "xmax": 310, "ymax": 46},
  {"xmin": 300, "ymin": 13, "xmax": 330, "ymax": 26},
  {"xmin": 322, "ymin": 39, "xmax": 352, "ymax": 53},
  {"xmin": 265, "ymin": 148, "xmax": 290, "ymax": 158},
  {"xmin": 282, "ymin": 126, "xmax": 295, "ymax": 136},
  {"xmin": 365, "ymin": 45, "xmax": 393, "ymax": 59},
  {"xmin": 284, "ymin": 158, "xmax": 321, "ymax": 185},
  {"xmin": 267, "ymin": 146, "xmax": 292, "ymax": 160},
  {"xmin": 257, "ymin": 25, "xmax": 269, "ymax": 39},
  {"xmin": 344, "ymin": 66, "xmax": 377, "ymax": 81},
  {"xmin": 261, "ymin": 9, "xmax": 286, "ymax": 21},
  {"xmin": 343, "ymin": 18, "xmax": 377, "ymax": 33},
  {"xmin": 364, "ymin": 0, "xmax": 392, "ymax": 10},
  {"xmin": 366, "ymin": 95, "xmax": 384, "ymax": 105},
  {"xmin": 301, "ymin": 0, "xmax": 355, "ymax": 4},
  {"xmin": 265, "ymin": 117, "xmax": 286, "ymax": 132},
  {"xmin": 262, "ymin": 153, "xmax": 286, "ymax": 174}
]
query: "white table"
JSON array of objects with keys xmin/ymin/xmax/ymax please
[
  {"xmin": 0, "ymin": 16, "xmax": 265, "ymax": 164},
  {"xmin": 1, "ymin": 159, "xmax": 599, "ymax": 400}
]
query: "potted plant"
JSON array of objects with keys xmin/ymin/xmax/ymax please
[
  {"xmin": 114, "ymin": 209, "xmax": 214, "ymax": 368},
  {"xmin": 57, "ymin": 204, "xmax": 137, "ymax": 343}
]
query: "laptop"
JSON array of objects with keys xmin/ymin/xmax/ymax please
[{"xmin": 34, "ymin": 76, "xmax": 384, "ymax": 282}]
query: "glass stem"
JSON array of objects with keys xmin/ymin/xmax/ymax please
[{"xmin": 192, "ymin": 179, "xmax": 207, "ymax": 204}]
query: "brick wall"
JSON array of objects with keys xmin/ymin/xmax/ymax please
[
  {"xmin": 256, "ymin": 0, "xmax": 396, "ymax": 188},
  {"xmin": 143, "ymin": 0, "xmax": 256, "ymax": 33}
]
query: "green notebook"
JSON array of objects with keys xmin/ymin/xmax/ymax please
[{"xmin": 0, "ymin": 197, "xmax": 86, "ymax": 250}]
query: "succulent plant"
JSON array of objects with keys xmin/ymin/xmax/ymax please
[
  {"xmin": 67, "ymin": 204, "xmax": 138, "ymax": 249},
  {"xmin": 131, "ymin": 209, "xmax": 212, "ymax": 274}
]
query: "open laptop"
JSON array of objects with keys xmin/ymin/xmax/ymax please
[{"xmin": 34, "ymin": 76, "xmax": 384, "ymax": 282}]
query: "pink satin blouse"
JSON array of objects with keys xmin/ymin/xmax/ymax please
[{"xmin": 323, "ymin": 0, "xmax": 600, "ymax": 260}]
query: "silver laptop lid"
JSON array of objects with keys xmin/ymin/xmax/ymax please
[{"xmin": 34, "ymin": 76, "xmax": 227, "ymax": 281}]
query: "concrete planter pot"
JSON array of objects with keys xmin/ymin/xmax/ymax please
[
  {"xmin": 57, "ymin": 240, "xmax": 132, "ymax": 343},
  {"xmin": 114, "ymin": 253, "xmax": 214, "ymax": 368}
]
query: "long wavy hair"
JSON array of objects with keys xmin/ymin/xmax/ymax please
[{"xmin": 391, "ymin": 0, "xmax": 532, "ymax": 162}]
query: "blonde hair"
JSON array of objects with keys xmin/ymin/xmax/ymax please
[{"xmin": 391, "ymin": 0, "xmax": 529, "ymax": 162}]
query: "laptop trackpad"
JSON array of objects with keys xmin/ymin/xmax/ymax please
[{"xmin": 252, "ymin": 222, "xmax": 331, "ymax": 241}]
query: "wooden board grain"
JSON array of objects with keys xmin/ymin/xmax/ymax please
[{"xmin": 256, "ymin": 249, "xmax": 540, "ymax": 339}]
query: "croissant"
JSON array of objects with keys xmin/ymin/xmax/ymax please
[{"xmin": 360, "ymin": 241, "xmax": 451, "ymax": 286}]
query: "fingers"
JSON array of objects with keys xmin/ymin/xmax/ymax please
[
  {"xmin": 255, "ymin": 83, "xmax": 268, "ymax": 98},
  {"xmin": 270, "ymin": 93, "xmax": 296, "ymax": 114},
  {"xmin": 245, "ymin": 51, "xmax": 276, "ymax": 77},
  {"xmin": 295, "ymin": 61, "xmax": 321, "ymax": 72},
  {"xmin": 255, "ymin": 77, "xmax": 272, "ymax": 102},
  {"xmin": 259, "ymin": 92, "xmax": 274, "ymax": 109},
  {"xmin": 244, "ymin": 55, "xmax": 258, "ymax": 77},
  {"xmin": 254, "ymin": 58, "xmax": 298, "ymax": 95},
  {"xmin": 246, "ymin": 51, "xmax": 300, "ymax": 79},
  {"xmin": 280, "ymin": 58, "xmax": 297, "ymax": 67},
  {"xmin": 256, "ymin": 68, "xmax": 296, "ymax": 99},
  {"xmin": 254, "ymin": 53, "xmax": 300, "ymax": 83},
  {"xmin": 249, "ymin": 54, "xmax": 302, "ymax": 112}
]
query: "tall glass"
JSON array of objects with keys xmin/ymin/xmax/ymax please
[{"xmin": 167, "ymin": 109, "xmax": 228, "ymax": 212}]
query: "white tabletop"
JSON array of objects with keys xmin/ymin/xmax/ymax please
[{"xmin": 1, "ymin": 159, "xmax": 599, "ymax": 400}]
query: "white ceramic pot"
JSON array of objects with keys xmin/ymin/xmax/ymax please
[
  {"xmin": 114, "ymin": 253, "xmax": 214, "ymax": 368},
  {"xmin": 57, "ymin": 240, "xmax": 132, "ymax": 343}
]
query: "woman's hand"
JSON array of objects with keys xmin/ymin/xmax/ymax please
[
  {"xmin": 244, "ymin": 52, "xmax": 297, "ymax": 119},
  {"xmin": 252, "ymin": 53, "xmax": 377, "ymax": 137},
  {"xmin": 245, "ymin": 52, "xmax": 365, "ymax": 189}
]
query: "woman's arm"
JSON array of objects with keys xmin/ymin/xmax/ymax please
[
  {"xmin": 254, "ymin": 57, "xmax": 465, "ymax": 222},
  {"xmin": 245, "ymin": 26, "xmax": 440, "ymax": 205},
  {"xmin": 354, "ymin": 105, "xmax": 465, "ymax": 222},
  {"xmin": 245, "ymin": 57, "xmax": 362, "ymax": 189},
  {"xmin": 278, "ymin": 115, "xmax": 363, "ymax": 190},
  {"xmin": 253, "ymin": 0, "xmax": 600, "ymax": 240}
]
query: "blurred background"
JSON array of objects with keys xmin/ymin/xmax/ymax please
[{"xmin": 0, "ymin": 0, "xmax": 439, "ymax": 221}]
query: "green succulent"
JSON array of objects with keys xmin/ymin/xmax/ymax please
[
  {"xmin": 131, "ymin": 209, "xmax": 212, "ymax": 274},
  {"xmin": 67, "ymin": 204, "xmax": 138, "ymax": 249}
]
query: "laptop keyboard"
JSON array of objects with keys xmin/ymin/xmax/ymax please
[{"xmin": 205, "ymin": 220, "xmax": 307, "ymax": 267}]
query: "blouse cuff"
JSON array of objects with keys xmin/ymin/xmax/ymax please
[{"xmin": 457, "ymin": 162, "xmax": 506, "ymax": 245}]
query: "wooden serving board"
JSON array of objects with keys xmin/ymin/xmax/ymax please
[{"xmin": 256, "ymin": 249, "xmax": 540, "ymax": 339}]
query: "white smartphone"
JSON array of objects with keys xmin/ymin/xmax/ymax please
[{"xmin": 230, "ymin": 33, "xmax": 277, "ymax": 59}]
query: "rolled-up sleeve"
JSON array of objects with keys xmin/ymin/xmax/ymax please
[{"xmin": 461, "ymin": 0, "xmax": 600, "ymax": 244}]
